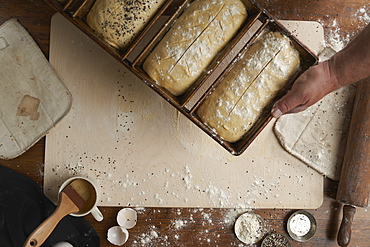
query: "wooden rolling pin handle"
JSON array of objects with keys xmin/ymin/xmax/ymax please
[{"xmin": 337, "ymin": 204, "xmax": 356, "ymax": 247}]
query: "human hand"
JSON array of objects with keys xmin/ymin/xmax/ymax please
[{"xmin": 271, "ymin": 60, "xmax": 339, "ymax": 118}]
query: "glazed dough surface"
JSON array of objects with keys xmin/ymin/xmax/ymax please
[
  {"xmin": 197, "ymin": 31, "xmax": 300, "ymax": 143},
  {"xmin": 86, "ymin": 0, "xmax": 166, "ymax": 50},
  {"xmin": 143, "ymin": 0, "xmax": 247, "ymax": 96}
]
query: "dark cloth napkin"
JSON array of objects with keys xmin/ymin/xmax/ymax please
[{"xmin": 0, "ymin": 165, "xmax": 100, "ymax": 247}]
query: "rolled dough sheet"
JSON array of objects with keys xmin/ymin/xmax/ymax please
[
  {"xmin": 274, "ymin": 47, "xmax": 356, "ymax": 181},
  {"xmin": 44, "ymin": 13, "xmax": 324, "ymax": 209}
]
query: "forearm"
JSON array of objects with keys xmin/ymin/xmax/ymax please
[{"xmin": 329, "ymin": 24, "xmax": 370, "ymax": 87}]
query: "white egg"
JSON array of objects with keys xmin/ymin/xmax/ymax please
[
  {"xmin": 117, "ymin": 208, "xmax": 137, "ymax": 229},
  {"xmin": 107, "ymin": 226, "xmax": 129, "ymax": 246}
]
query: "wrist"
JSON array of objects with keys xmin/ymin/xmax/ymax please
[{"xmin": 326, "ymin": 57, "xmax": 342, "ymax": 91}]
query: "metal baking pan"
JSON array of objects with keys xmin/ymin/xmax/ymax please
[
  {"xmin": 131, "ymin": 0, "xmax": 262, "ymax": 107},
  {"xmin": 44, "ymin": 0, "xmax": 318, "ymax": 155},
  {"xmin": 190, "ymin": 16, "xmax": 318, "ymax": 155},
  {"xmin": 44, "ymin": 0, "xmax": 174, "ymax": 60}
]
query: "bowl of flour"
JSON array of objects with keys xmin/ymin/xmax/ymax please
[
  {"xmin": 287, "ymin": 210, "xmax": 317, "ymax": 242},
  {"xmin": 234, "ymin": 212, "xmax": 265, "ymax": 244}
]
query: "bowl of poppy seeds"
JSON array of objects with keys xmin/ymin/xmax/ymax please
[{"xmin": 261, "ymin": 233, "xmax": 291, "ymax": 247}]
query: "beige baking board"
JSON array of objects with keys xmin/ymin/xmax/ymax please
[{"xmin": 44, "ymin": 13, "xmax": 324, "ymax": 209}]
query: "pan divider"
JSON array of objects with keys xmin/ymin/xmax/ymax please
[
  {"xmin": 61, "ymin": 0, "xmax": 93, "ymax": 16},
  {"xmin": 126, "ymin": 0, "xmax": 189, "ymax": 63},
  {"xmin": 125, "ymin": 16, "xmax": 170, "ymax": 62},
  {"xmin": 132, "ymin": 0, "xmax": 263, "ymax": 108},
  {"xmin": 62, "ymin": 0, "xmax": 74, "ymax": 11},
  {"xmin": 121, "ymin": 0, "xmax": 176, "ymax": 60},
  {"xmin": 131, "ymin": 0, "xmax": 191, "ymax": 67},
  {"xmin": 187, "ymin": 19, "xmax": 265, "ymax": 114}
]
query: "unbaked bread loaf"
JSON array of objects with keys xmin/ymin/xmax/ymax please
[
  {"xmin": 196, "ymin": 30, "xmax": 300, "ymax": 143},
  {"xmin": 143, "ymin": 0, "xmax": 247, "ymax": 96},
  {"xmin": 86, "ymin": 0, "xmax": 166, "ymax": 50}
]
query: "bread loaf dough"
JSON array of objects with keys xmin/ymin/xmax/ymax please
[
  {"xmin": 86, "ymin": 0, "xmax": 166, "ymax": 50},
  {"xmin": 143, "ymin": 0, "xmax": 247, "ymax": 96},
  {"xmin": 197, "ymin": 31, "xmax": 300, "ymax": 143}
]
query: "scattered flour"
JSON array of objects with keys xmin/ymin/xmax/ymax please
[
  {"xmin": 128, "ymin": 207, "xmax": 263, "ymax": 246},
  {"xmin": 173, "ymin": 219, "xmax": 187, "ymax": 229},
  {"xmin": 315, "ymin": 4, "xmax": 370, "ymax": 52},
  {"xmin": 354, "ymin": 6, "xmax": 370, "ymax": 24},
  {"xmin": 132, "ymin": 225, "xmax": 162, "ymax": 246}
]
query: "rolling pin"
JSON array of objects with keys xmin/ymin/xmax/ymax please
[{"xmin": 336, "ymin": 79, "xmax": 370, "ymax": 246}]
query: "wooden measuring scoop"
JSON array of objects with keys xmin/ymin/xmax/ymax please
[{"xmin": 23, "ymin": 179, "xmax": 93, "ymax": 247}]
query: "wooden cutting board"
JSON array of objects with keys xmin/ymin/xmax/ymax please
[{"xmin": 44, "ymin": 13, "xmax": 324, "ymax": 209}]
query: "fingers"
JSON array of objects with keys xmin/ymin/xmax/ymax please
[
  {"xmin": 271, "ymin": 105, "xmax": 283, "ymax": 118},
  {"xmin": 285, "ymin": 105, "xmax": 308, "ymax": 114},
  {"xmin": 271, "ymin": 101, "xmax": 308, "ymax": 118},
  {"xmin": 271, "ymin": 86, "xmax": 309, "ymax": 118},
  {"xmin": 271, "ymin": 62, "xmax": 331, "ymax": 118}
]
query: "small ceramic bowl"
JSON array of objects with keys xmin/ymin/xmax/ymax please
[{"xmin": 287, "ymin": 210, "xmax": 317, "ymax": 242}]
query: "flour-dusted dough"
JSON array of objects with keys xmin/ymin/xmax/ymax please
[
  {"xmin": 197, "ymin": 31, "xmax": 300, "ymax": 143},
  {"xmin": 274, "ymin": 84, "xmax": 356, "ymax": 181},
  {"xmin": 143, "ymin": 0, "xmax": 247, "ymax": 96},
  {"xmin": 86, "ymin": 0, "xmax": 166, "ymax": 50}
]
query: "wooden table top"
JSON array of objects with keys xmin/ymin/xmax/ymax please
[{"xmin": 1, "ymin": 0, "xmax": 370, "ymax": 246}]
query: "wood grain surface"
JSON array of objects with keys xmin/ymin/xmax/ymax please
[{"xmin": 1, "ymin": 0, "xmax": 370, "ymax": 246}]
